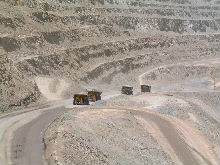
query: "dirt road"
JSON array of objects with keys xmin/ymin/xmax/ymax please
[
  {"xmin": 45, "ymin": 106, "xmax": 219, "ymax": 165},
  {"xmin": 134, "ymin": 110, "xmax": 209, "ymax": 165},
  {"xmin": 10, "ymin": 107, "xmax": 67, "ymax": 165},
  {"xmin": 0, "ymin": 102, "xmax": 70, "ymax": 165},
  {"xmin": 0, "ymin": 94, "xmax": 218, "ymax": 165},
  {"xmin": 0, "ymin": 93, "xmax": 119, "ymax": 165},
  {"xmin": 114, "ymin": 107, "xmax": 218, "ymax": 165}
]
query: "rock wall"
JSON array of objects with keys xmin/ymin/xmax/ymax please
[
  {"xmin": 0, "ymin": 54, "xmax": 40, "ymax": 111},
  {"xmin": 0, "ymin": 0, "xmax": 219, "ymax": 109}
]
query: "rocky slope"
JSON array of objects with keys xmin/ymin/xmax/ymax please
[
  {"xmin": 0, "ymin": 0, "xmax": 219, "ymax": 164},
  {"xmin": 0, "ymin": 1, "xmax": 219, "ymax": 106},
  {"xmin": 0, "ymin": 52, "xmax": 40, "ymax": 111},
  {"xmin": 44, "ymin": 92, "xmax": 220, "ymax": 165}
]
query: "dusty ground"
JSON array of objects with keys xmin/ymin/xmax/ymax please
[
  {"xmin": 0, "ymin": 88, "xmax": 120, "ymax": 165},
  {"xmin": 44, "ymin": 91, "xmax": 220, "ymax": 165},
  {"xmin": 0, "ymin": 0, "xmax": 219, "ymax": 165},
  {"xmin": 1, "ymin": 0, "xmax": 220, "ymax": 111}
]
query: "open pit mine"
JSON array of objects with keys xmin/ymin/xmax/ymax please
[{"xmin": 0, "ymin": 0, "xmax": 220, "ymax": 165}]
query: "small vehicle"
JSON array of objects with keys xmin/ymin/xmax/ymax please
[
  {"xmin": 87, "ymin": 90, "xmax": 102, "ymax": 102},
  {"xmin": 121, "ymin": 86, "xmax": 133, "ymax": 95},
  {"xmin": 141, "ymin": 85, "xmax": 151, "ymax": 92},
  {"xmin": 73, "ymin": 94, "xmax": 89, "ymax": 105}
]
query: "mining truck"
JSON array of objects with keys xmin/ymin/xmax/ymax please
[
  {"xmin": 73, "ymin": 94, "xmax": 89, "ymax": 105},
  {"xmin": 121, "ymin": 86, "xmax": 133, "ymax": 95},
  {"xmin": 141, "ymin": 85, "xmax": 151, "ymax": 92},
  {"xmin": 87, "ymin": 90, "xmax": 102, "ymax": 102}
]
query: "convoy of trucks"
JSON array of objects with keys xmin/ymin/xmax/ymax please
[{"xmin": 73, "ymin": 85, "xmax": 151, "ymax": 105}]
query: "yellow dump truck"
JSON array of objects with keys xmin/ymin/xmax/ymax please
[
  {"xmin": 121, "ymin": 86, "xmax": 133, "ymax": 95},
  {"xmin": 141, "ymin": 85, "xmax": 151, "ymax": 92},
  {"xmin": 87, "ymin": 90, "xmax": 102, "ymax": 102},
  {"xmin": 73, "ymin": 94, "xmax": 89, "ymax": 105}
]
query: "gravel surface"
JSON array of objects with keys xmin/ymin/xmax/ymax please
[{"xmin": 44, "ymin": 92, "xmax": 220, "ymax": 165}]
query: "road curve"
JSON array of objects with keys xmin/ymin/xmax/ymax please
[
  {"xmin": 0, "ymin": 97, "xmax": 218, "ymax": 165},
  {"xmin": 134, "ymin": 111, "xmax": 206, "ymax": 165},
  {"xmin": 0, "ymin": 104, "xmax": 69, "ymax": 165},
  {"xmin": 43, "ymin": 106, "xmax": 219, "ymax": 165},
  {"xmin": 0, "ymin": 94, "xmax": 119, "ymax": 165},
  {"xmin": 10, "ymin": 107, "xmax": 67, "ymax": 165}
]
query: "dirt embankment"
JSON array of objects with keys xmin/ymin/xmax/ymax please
[
  {"xmin": 1, "ymin": 84, "xmax": 218, "ymax": 165},
  {"xmin": 1, "ymin": 0, "xmax": 220, "ymax": 112},
  {"xmin": 44, "ymin": 92, "xmax": 220, "ymax": 165},
  {"xmin": 0, "ymin": 55, "xmax": 40, "ymax": 112}
]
